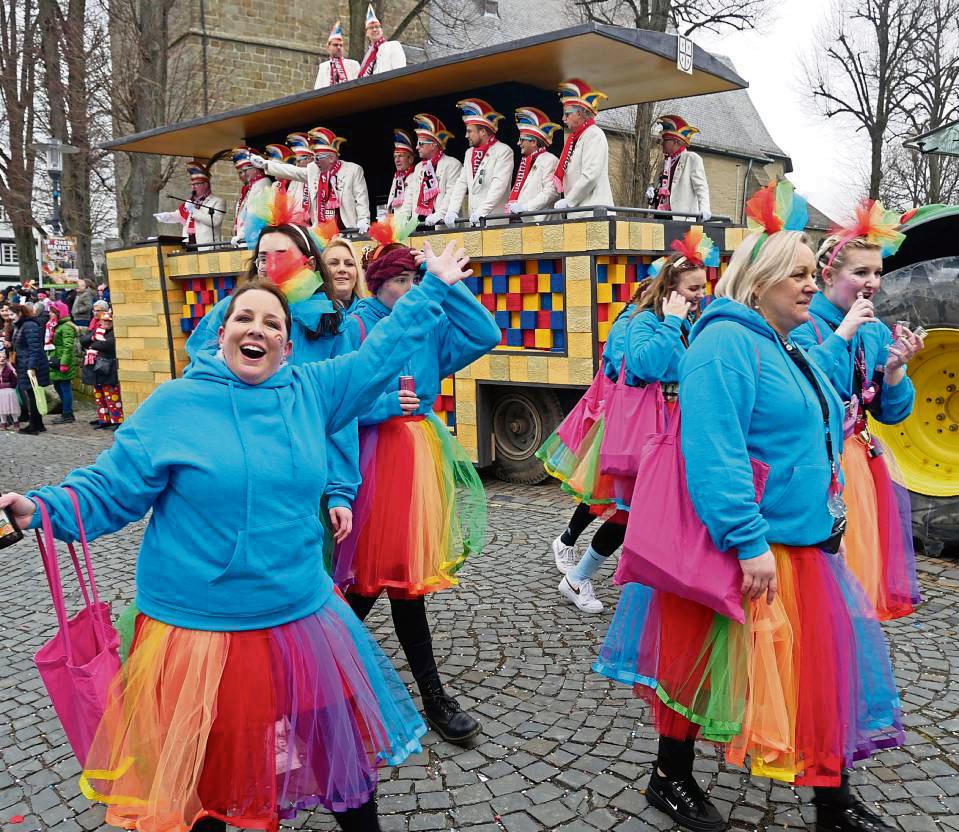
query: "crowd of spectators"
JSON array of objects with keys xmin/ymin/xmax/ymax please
[{"xmin": 0, "ymin": 276, "xmax": 123, "ymax": 434}]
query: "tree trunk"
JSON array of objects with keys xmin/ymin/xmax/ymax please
[
  {"xmin": 631, "ymin": 103, "xmax": 657, "ymax": 206},
  {"xmin": 927, "ymin": 152, "xmax": 942, "ymax": 203},
  {"xmin": 869, "ymin": 129, "xmax": 884, "ymax": 200},
  {"xmin": 348, "ymin": 0, "xmax": 369, "ymax": 61},
  {"xmin": 13, "ymin": 226, "xmax": 39, "ymax": 284}
]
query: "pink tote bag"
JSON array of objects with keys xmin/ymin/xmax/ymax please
[
  {"xmin": 614, "ymin": 410, "xmax": 769, "ymax": 624},
  {"xmin": 599, "ymin": 360, "xmax": 665, "ymax": 477},
  {"xmin": 556, "ymin": 369, "xmax": 612, "ymax": 453},
  {"xmin": 33, "ymin": 489, "xmax": 121, "ymax": 764}
]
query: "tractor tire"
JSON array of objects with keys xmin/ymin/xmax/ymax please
[{"xmin": 490, "ymin": 387, "xmax": 563, "ymax": 484}]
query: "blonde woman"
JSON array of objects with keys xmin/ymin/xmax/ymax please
[{"xmin": 322, "ymin": 237, "xmax": 369, "ymax": 313}]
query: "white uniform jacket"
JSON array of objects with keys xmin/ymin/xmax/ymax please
[
  {"xmin": 364, "ymin": 40, "xmax": 406, "ymax": 74},
  {"xmin": 550, "ymin": 123, "xmax": 614, "ymax": 209},
  {"xmin": 446, "ymin": 141, "xmax": 515, "ymax": 219},
  {"xmin": 514, "ymin": 151, "xmax": 560, "ymax": 220},
  {"xmin": 264, "ymin": 159, "xmax": 370, "ymax": 228},
  {"xmin": 666, "ymin": 150, "xmax": 711, "ymax": 218},
  {"xmin": 399, "ymin": 154, "xmax": 463, "ymax": 219},
  {"xmin": 314, "ymin": 58, "xmax": 360, "ymax": 89},
  {"xmin": 156, "ymin": 194, "xmax": 226, "ymax": 244}
]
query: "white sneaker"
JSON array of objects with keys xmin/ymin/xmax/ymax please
[
  {"xmin": 558, "ymin": 575, "xmax": 604, "ymax": 614},
  {"xmin": 552, "ymin": 536, "xmax": 579, "ymax": 574}
]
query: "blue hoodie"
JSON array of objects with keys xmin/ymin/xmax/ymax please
[
  {"xmin": 353, "ymin": 281, "xmax": 501, "ymax": 424},
  {"xmin": 26, "ymin": 275, "xmax": 451, "ymax": 631},
  {"xmin": 679, "ymin": 298, "xmax": 845, "ymax": 560},
  {"xmin": 792, "ymin": 292, "xmax": 914, "ymax": 425},
  {"xmin": 187, "ymin": 293, "xmax": 362, "ymax": 509},
  {"xmin": 622, "ymin": 308, "xmax": 691, "ymax": 385},
  {"xmin": 600, "ymin": 305, "xmax": 640, "ymax": 384}
]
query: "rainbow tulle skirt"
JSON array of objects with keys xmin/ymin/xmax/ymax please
[
  {"xmin": 80, "ymin": 595, "xmax": 425, "ymax": 831},
  {"xmin": 333, "ymin": 414, "xmax": 486, "ymax": 597},
  {"xmin": 595, "ymin": 545, "xmax": 903, "ymax": 787},
  {"xmin": 536, "ymin": 416, "xmax": 619, "ymax": 509},
  {"xmin": 841, "ymin": 437, "xmax": 920, "ymax": 620}
]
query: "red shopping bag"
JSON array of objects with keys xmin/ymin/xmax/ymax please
[
  {"xmin": 614, "ymin": 410, "xmax": 769, "ymax": 624},
  {"xmin": 33, "ymin": 489, "xmax": 120, "ymax": 764},
  {"xmin": 599, "ymin": 360, "xmax": 664, "ymax": 477}
]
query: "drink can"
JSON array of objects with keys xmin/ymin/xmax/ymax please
[
  {"xmin": 0, "ymin": 506, "xmax": 24, "ymax": 550},
  {"xmin": 399, "ymin": 375, "xmax": 416, "ymax": 394}
]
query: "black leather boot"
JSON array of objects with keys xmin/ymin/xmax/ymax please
[
  {"xmin": 418, "ymin": 672, "xmax": 481, "ymax": 745},
  {"xmin": 190, "ymin": 817, "xmax": 226, "ymax": 832},
  {"xmin": 815, "ymin": 802, "xmax": 894, "ymax": 832}
]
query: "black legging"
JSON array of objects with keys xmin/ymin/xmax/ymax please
[
  {"xmin": 347, "ymin": 594, "xmax": 437, "ymax": 686},
  {"xmin": 561, "ymin": 503, "xmax": 626, "ymax": 557},
  {"xmin": 189, "ymin": 795, "xmax": 380, "ymax": 831}
]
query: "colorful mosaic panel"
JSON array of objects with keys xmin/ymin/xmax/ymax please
[
  {"xmin": 179, "ymin": 276, "xmax": 237, "ymax": 333},
  {"xmin": 463, "ymin": 258, "xmax": 566, "ymax": 353},
  {"xmin": 432, "ymin": 375, "xmax": 456, "ymax": 433}
]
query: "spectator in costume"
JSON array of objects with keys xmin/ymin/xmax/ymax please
[{"xmin": 154, "ymin": 160, "xmax": 226, "ymax": 244}]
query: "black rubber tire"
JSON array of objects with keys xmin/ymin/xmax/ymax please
[
  {"xmin": 490, "ymin": 388, "xmax": 564, "ymax": 485},
  {"xmin": 874, "ymin": 257, "xmax": 959, "ymax": 553}
]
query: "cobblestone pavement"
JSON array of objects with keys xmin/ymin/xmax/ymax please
[{"xmin": 1, "ymin": 412, "xmax": 958, "ymax": 832}]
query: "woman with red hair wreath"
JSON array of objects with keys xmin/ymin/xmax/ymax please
[{"xmin": 334, "ymin": 220, "xmax": 500, "ymax": 744}]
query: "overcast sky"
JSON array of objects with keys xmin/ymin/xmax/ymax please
[{"xmin": 697, "ymin": 0, "xmax": 873, "ymax": 223}]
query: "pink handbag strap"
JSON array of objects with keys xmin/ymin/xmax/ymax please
[{"xmin": 33, "ymin": 492, "xmax": 109, "ymax": 662}]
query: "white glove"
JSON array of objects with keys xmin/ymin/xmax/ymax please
[
  {"xmin": 230, "ymin": 234, "xmax": 247, "ymax": 248},
  {"xmin": 507, "ymin": 202, "xmax": 525, "ymax": 214},
  {"xmin": 153, "ymin": 211, "xmax": 180, "ymax": 224},
  {"xmin": 645, "ymin": 186, "xmax": 656, "ymax": 202},
  {"xmin": 183, "ymin": 201, "xmax": 197, "ymax": 216},
  {"xmin": 424, "ymin": 212, "xmax": 441, "ymax": 226},
  {"xmin": 443, "ymin": 211, "xmax": 458, "ymax": 226},
  {"xmin": 555, "ymin": 198, "xmax": 571, "ymax": 211},
  {"xmin": 357, "ymin": 220, "xmax": 370, "ymax": 234},
  {"xmin": 701, "ymin": 208, "xmax": 712, "ymax": 221},
  {"xmin": 469, "ymin": 210, "xmax": 482, "ymax": 227},
  {"xmin": 249, "ymin": 154, "xmax": 267, "ymax": 170}
]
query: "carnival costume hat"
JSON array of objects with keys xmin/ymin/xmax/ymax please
[
  {"xmin": 514, "ymin": 107, "xmax": 562, "ymax": 144},
  {"xmin": 393, "ymin": 129, "xmax": 416, "ymax": 155},
  {"xmin": 265, "ymin": 144, "xmax": 294, "ymax": 164},
  {"xmin": 670, "ymin": 227, "xmax": 719, "ymax": 268},
  {"xmin": 412, "ymin": 113, "xmax": 453, "ymax": 148},
  {"xmin": 308, "ymin": 127, "xmax": 346, "ymax": 156},
  {"xmin": 825, "ymin": 198, "xmax": 906, "ymax": 266},
  {"xmin": 232, "ymin": 147, "xmax": 257, "ymax": 170},
  {"xmin": 657, "ymin": 114, "xmax": 699, "ymax": 146},
  {"xmin": 186, "ymin": 160, "xmax": 211, "ymax": 183},
  {"xmin": 362, "ymin": 213, "xmax": 421, "ymax": 293},
  {"xmin": 557, "ymin": 78, "xmax": 607, "ymax": 114},
  {"xmin": 328, "ymin": 20, "xmax": 345, "ymax": 43},
  {"xmin": 287, "ymin": 133, "xmax": 314, "ymax": 159},
  {"xmin": 456, "ymin": 99, "xmax": 504, "ymax": 133},
  {"xmin": 365, "ymin": 3, "xmax": 380, "ymax": 29},
  {"xmin": 745, "ymin": 179, "xmax": 809, "ymax": 260}
]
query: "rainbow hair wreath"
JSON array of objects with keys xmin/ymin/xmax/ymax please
[
  {"xmin": 363, "ymin": 211, "xmax": 420, "ymax": 266},
  {"xmin": 745, "ymin": 179, "xmax": 809, "ymax": 260},
  {"xmin": 826, "ymin": 198, "xmax": 905, "ymax": 266},
  {"xmin": 670, "ymin": 227, "xmax": 719, "ymax": 268}
]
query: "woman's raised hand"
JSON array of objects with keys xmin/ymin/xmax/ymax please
[
  {"xmin": 662, "ymin": 291, "xmax": 691, "ymax": 320},
  {"xmin": 419, "ymin": 241, "xmax": 473, "ymax": 286}
]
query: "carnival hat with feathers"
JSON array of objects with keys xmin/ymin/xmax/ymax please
[
  {"xmin": 363, "ymin": 212, "xmax": 420, "ymax": 267},
  {"xmin": 186, "ymin": 160, "xmax": 211, "ymax": 182},
  {"xmin": 456, "ymin": 98, "xmax": 504, "ymax": 133},
  {"xmin": 670, "ymin": 227, "xmax": 719, "ymax": 268},
  {"xmin": 825, "ymin": 198, "xmax": 905, "ymax": 266},
  {"xmin": 365, "ymin": 3, "xmax": 380, "ymax": 28},
  {"xmin": 265, "ymin": 144, "xmax": 294, "ymax": 164},
  {"xmin": 287, "ymin": 133, "xmax": 314, "ymax": 158},
  {"xmin": 308, "ymin": 127, "xmax": 346, "ymax": 155},
  {"xmin": 515, "ymin": 107, "xmax": 562, "ymax": 144},
  {"xmin": 745, "ymin": 179, "xmax": 809, "ymax": 260},
  {"xmin": 393, "ymin": 129, "xmax": 415, "ymax": 155},
  {"xmin": 328, "ymin": 20, "xmax": 345, "ymax": 43},
  {"xmin": 412, "ymin": 113, "xmax": 453, "ymax": 148},
  {"xmin": 557, "ymin": 78, "xmax": 607, "ymax": 114}
]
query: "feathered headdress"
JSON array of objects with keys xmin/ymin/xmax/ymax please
[
  {"xmin": 647, "ymin": 257, "xmax": 668, "ymax": 279},
  {"xmin": 826, "ymin": 198, "xmax": 905, "ymax": 266},
  {"xmin": 745, "ymin": 179, "xmax": 809, "ymax": 260},
  {"xmin": 307, "ymin": 219, "xmax": 341, "ymax": 254},
  {"xmin": 669, "ymin": 228, "xmax": 719, "ymax": 268},
  {"xmin": 363, "ymin": 212, "xmax": 420, "ymax": 266},
  {"xmin": 263, "ymin": 248, "xmax": 323, "ymax": 305},
  {"xmin": 242, "ymin": 184, "xmax": 308, "ymax": 248}
]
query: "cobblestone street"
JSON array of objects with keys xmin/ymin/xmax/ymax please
[{"xmin": 1, "ymin": 415, "xmax": 958, "ymax": 832}]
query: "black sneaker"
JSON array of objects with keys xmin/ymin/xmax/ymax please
[
  {"xmin": 646, "ymin": 769, "xmax": 725, "ymax": 832},
  {"xmin": 17, "ymin": 426, "xmax": 40, "ymax": 435},
  {"xmin": 53, "ymin": 414, "xmax": 75, "ymax": 424},
  {"xmin": 422, "ymin": 692, "xmax": 482, "ymax": 745},
  {"xmin": 816, "ymin": 802, "xmax": 893, "ymax": 832},
  {"xmin": 88, "ymin": 418, "xmax": 100, "ymax": 425}
]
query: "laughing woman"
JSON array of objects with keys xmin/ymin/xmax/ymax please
[{"xmin": 0, "ymin": 241, "xmax": 471, "ymax": 832}]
